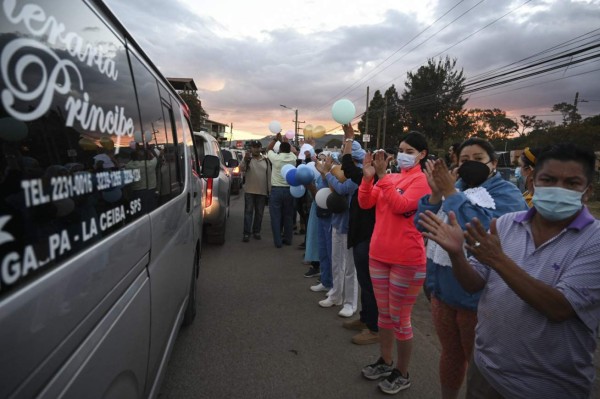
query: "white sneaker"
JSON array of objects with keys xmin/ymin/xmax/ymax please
[
  {"xmin": 338, "ymin": 305, "xmax": 355, "ymax": 318},
  {"xmin": 310, "ymin": 283, "xmax": 329, "ymax": 292},
  {"xmin": 319, "ymin": 297, "xmax": 342, "ymax": 308}
]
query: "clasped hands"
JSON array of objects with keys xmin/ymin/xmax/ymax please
[
  {"xmin": 418, "ymin": 210, "xmax": 505, "ymax": 268},
  {"xmin": 424, "ymin": 159, "xmax": 458, "ymax": 203}
]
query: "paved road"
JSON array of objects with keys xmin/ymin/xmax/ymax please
[
  {"xmin": 158, "ymin": 192, "xmax": 448, "ymax": 398},
  {"xmin": 158, "ymin": 192, "xmax": 599, "ymax": 398}
]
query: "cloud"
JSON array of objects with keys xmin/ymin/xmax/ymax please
[{"xmin": 106, "ymin": 0, "xmax": 600, "ymax": 137}]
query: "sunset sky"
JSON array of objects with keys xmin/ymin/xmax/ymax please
[{"xmin": 105, "ymin": 0, "xmax": 600, "ymax": 140}]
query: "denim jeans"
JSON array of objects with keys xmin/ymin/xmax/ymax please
[
  {"xmin": 243, "ymin": 193, "xmax": 267, "ymax": 235},
  {"xmin": 317, "ymin": 216, "xmax": 333, "ymax": 288},
  {"xmin": 353, "ymin": 239, "xmax": 378, "ymax": 332},
  {"xmin": 269, "ymin": 186, "xmax": 294, "ymax": 247}
]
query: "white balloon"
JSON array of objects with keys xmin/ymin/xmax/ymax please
[
  {"xmin": 273, "ymin": 141, "xmax": 281, "ymax": 152},
  {"xmin": 269, "ymin": 120, "xmax": 282, "ymax": 134},
  {"xmin": 315, "ymin": 187, "xmax": 331, "ymax": 209}
]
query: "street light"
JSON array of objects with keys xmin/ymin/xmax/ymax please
[{"xmin": 280, "ymin": 104, "xmax": 299, "ymax": 143}]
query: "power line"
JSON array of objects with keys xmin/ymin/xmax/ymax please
[{"xmin": 310, "ymin": 0, "xmax": 484, "ymax": 114}]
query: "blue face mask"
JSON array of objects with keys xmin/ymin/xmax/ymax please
[
  {"xmin": 396, "ymin": 152, "xmax": 417, "ymax": 170},
  {"xmin": 532, "ymin": 186, "xmax": 584, "ymax": 221}
]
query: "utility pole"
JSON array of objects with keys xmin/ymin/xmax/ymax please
[
  {"xmin": 571, "ymin": 92, "xmax": 580, "ymax": 125},
  {"xmin": 382, "ymin": 96, "xmax": 387, "ymax": 149},
  {"xmin": 294, "ymin": 109, "xmax": 299, "ymax": 143},
  {"xmin": 376, "ymin": 116, "xmax": 382, "ymax": 149},
  {"xmin": 365, "ymin": 86, "xmax": 370, "ymax": 149}
]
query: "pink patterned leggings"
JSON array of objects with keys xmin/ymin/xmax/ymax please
[{"xmin": 369, "ymin": 258, "xmax": 426, "ymax": 341}]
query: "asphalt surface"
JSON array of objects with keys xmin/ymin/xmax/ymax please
[{"xmin": 158, "ymin": 191, "xmax": 599, "ymax": 399}]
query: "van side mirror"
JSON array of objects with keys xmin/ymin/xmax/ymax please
[
  {"xmin": 201, "ymin": 155, "xmax": 220, "ymax": 178},
  {"xmin": 226, "ymin": 159, "xmax": 239, "ymax": 168}
]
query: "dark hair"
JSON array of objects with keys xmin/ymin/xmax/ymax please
[
  {"xmin": 535, "ymin": 143, "xmax": 596, "ymax": 184},
  {"xmin": 520, "ymin": 147, "xmax": 541, "ymax": 168},
  {"xmin": 458, "ymin": 137, "xmax": 496, "ymax": 161},
  {"xmin": 279, "ymin": 142, "xmax": 291, "ymax": 153},
  {"xmin": 450, "ymin": 143, "xmax": 461, "ymax": 154},
  {"xmin": 400, "ymin": 131, "xmax": 429, "ymax": 168},
  {"xmin": 385, "ymin": 147, "xmax": 397, "ymax": 157}
]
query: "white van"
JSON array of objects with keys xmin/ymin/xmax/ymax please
[{"xmin": 0, "ymin": 1, "xmax": 219, "ymax": 398}]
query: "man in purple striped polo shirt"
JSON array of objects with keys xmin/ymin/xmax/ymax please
[{"xmin": 419, "ymin": 143, "xmax": 600, "ymax": 399}]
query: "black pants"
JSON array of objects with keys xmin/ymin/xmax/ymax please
[{"xmin": 353, "ymin": 239, "xmax": 378, "ymax": 332}]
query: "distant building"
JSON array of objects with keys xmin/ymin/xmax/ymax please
[
  {"xmin": 203, "ymin": 119, "xmax": 228, "ymax": 142},
  {"xmin": 167, "ymin": 77, "xmax": 229, "ymax": 141},
  {"xmin": 167, "ymin": 77, "xmax": 197, "ymax": 94}
]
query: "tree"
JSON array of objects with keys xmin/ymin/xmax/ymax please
[
  {"xmin": 551, "ymin": 102, "xmax": 581, "ymax": 126},
  {"xmin": 468, "ymin": 108, "xmax": 518, "ymax": 141},
  {"xmin": 401, "ymin": 56, "xmax": 468, "ymax": 148},
  {"xmin": 179, "ymin": 92, "xmax": 208, "ymax": 131},
  {"xmin": 358, "ymin": 85, "xmax": 407, "ymax": 149},
  {"xmin": 517, "ymin": 114, "xmax": 555, "ymax": 136},
  {"xmin": 358, "ymin": 90, "xmax": 384, "ymax": 148}
]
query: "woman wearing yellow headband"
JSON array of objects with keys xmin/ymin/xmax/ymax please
[{"xmin": 519, "ymin": 147, "xmax": 541, "ymax": 206}]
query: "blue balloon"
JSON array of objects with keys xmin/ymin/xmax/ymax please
[
  {"xmin": 280, "ymin": 164, "xmax": 295, "ymax": 179},
  {"xmin": 285, "ymin": 168, "xmax": 298, "ymax": 186},
  {"xmin": 331, "ymin": 99, "xmax": 356, "ymax": 125},
  {"xmin": 290, "ymin": 184, "xmax": 306, "ymax": 198},
  {"xmin": 295, "ymin": 167, "xmax": 314, "ymax": 185}
]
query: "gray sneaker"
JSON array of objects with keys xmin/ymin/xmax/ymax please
[
  {"xmin": 361, "ymin": 357, "xmax": 394, "ymax": 380},
  {"xmin": 378, "ymin": 369, "xmax": 411, "ymax": 394}
]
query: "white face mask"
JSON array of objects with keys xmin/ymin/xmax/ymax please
[
  {"xmin": 396, "ymin": 152, "xmax": 417, "ymax": 170},
  {"xmin": 532, "ymin": 186, "xmax": 584, "ymax": 221}
]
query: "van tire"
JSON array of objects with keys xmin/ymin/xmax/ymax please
[{"xmin": 181, "ymin": 248, "xmax": 199, "ymax": 327}]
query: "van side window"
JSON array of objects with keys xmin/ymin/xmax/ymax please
[
  {"xmin": 160, "ymin": 102, "xmax": 182, "ymax": 200},
  {"xmin": 171, "ymin": 99, "xmax": 188, "ymax": 183},
  {"xmin": 127, "ymin": 52, "xmax": 164, "ymax": 213},
  {"xmin": 0, "ymin": 3, "xmax": 142, "ymax": 297}
]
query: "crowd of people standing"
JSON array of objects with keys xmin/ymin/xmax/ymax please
[{"xmin": 238, "ymin": 128, "xmax": 600, "ymax": 398}]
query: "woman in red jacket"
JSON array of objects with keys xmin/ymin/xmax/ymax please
[{"xmin": 358, "ymin": 131, "xmax": 431, "ymax": 395}]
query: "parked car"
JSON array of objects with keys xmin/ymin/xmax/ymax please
[
  {"xmin": 221, "ymin": 148, "xmax": 243, "ymax": 194},
  {"xmin": 0, "ymin": 1, "xmax": 220, "ymax": 398},
  {"xmin": 194, "ymin": 132, "xmax": 237, "ymax": 244}
]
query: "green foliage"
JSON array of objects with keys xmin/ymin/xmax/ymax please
[
  {"xmin": 179, "ymin": 92, "xmax": 208, "ymax": 131},
  {"xmin": 551, "ymin": 102, "xmax": 581, "ymax": 126},
  {"xmin": 468, "ymin": 108, "xmax": 517, "ymax": 141},
  {"xmin": 517, "ymin": 115, "xmax": 555, "ymax": 136},
  {"xmin": 528, "ymin": 124, "xmax": 600, "ymax": 149},
  {"xmin": 402, "ymin": 56, "xmax": 468, "ymax": 149},
  {"xmin": 358, "ymin": 90, "xmax": 384, "ymax": 135}
]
